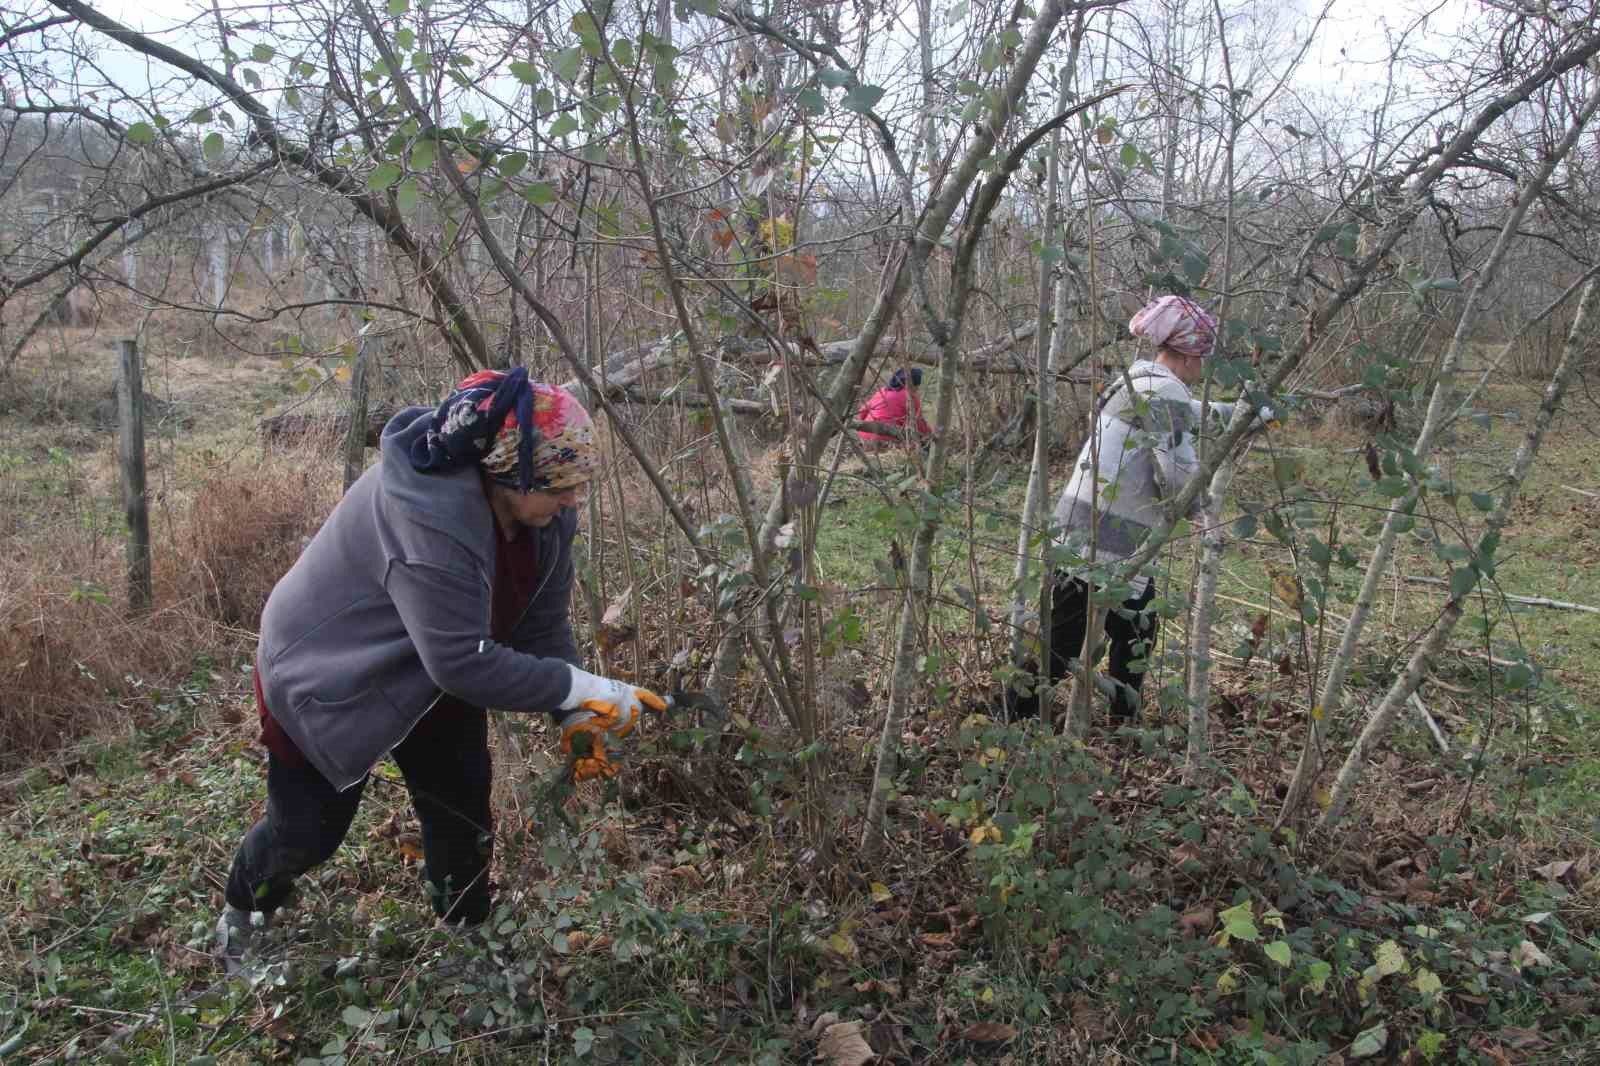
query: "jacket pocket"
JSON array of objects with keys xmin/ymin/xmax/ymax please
[{"xmin": 292, "ymin": 685, "xmax": 412, "ymax": 789}]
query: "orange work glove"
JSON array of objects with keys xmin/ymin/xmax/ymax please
[{"xmin": 557, "ymin": 667, "xmax": 667, "ymax": 781}]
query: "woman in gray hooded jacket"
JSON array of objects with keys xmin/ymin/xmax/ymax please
[{"xmin": 216, "ymin": 369, "xmax": 662, "ymax": 971}]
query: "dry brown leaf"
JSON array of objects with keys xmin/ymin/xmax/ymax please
[
  {"xmin": 1495, "ymin": 1027, "xmax": 1550, "ymax": 1050},
  {"xmin": 1180, "ymin": 905, "xmax": 1215, "ymax": 938},
  {"xmin": 815, "ymin": 1019, "xmax": 875, "ymax": 1066},
  {"xmin": 853, "ymin": 978, "xmax": 901, "ymax": 999},
  {"xmin": 1511, "ymin": 940, "xmax": 1553, "ymax": 968},
  {"xmin": 396, "ymin": 833, "xmax": 424, "ymax": 862},
  {"xmin": 669, "ymin": 864, "xmax": 704, "ymax": 889},
  {"xmin": 959, "ymin": 1021, "xmax": 1018, "ymax": 1044},
  {"xmin": 1533, "ymin": 859, "xmax": 1574, "ymax": 882},
  {"xmin": 919, "ymin": 932, "xmax": 956, "ymax": 949}
]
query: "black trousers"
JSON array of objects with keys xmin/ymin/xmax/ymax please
[
  {"xmin": 1009, "ymin": 575, "xmax": 1159, "ymax": 721},
  {"xmin": 225, "ymin": 699, "xmax": 494, "ymax": 925}
]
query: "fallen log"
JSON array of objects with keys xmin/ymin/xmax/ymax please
[{"xmin": 260, "ymin": 404, "xmax": 398, "ymax": 448}]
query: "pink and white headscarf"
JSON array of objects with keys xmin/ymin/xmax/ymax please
[{"xmin": 1128, "ymin": 295, "xmax": 1219, "ymax": 359}]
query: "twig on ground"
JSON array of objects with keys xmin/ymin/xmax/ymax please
[
  {"xmin": 1560, "ymin": 484, "xmax": 1599, "ymax": 500},
  {"xmin": 1410, "ymin": 691, "xmax": 1451, "ymax": 755},
  {"xmin": 1401, "ymin": 574, "xmax": 1599, "ymax": 615}
]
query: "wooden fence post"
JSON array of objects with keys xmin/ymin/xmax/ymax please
[
  {"xmin": 343, "ymin": 336, "xmax": 374, "ymax": 492},
  {"xmin": 117, "ymin": 339, "xmax": 152, "ymax": 613}
]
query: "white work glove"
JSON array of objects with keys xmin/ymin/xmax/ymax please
[{"xmin": 557, "ymin": 666, "xmax": 667, "ymax": 781}]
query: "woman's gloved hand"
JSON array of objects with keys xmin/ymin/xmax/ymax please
[{"xmin": 557, "ymin": 666, "xmax": 667, "ymax": 781}]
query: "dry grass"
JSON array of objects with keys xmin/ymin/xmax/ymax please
[{"xmin": 0, "ymin": 442, "xmax": 341, "ymax": 769}]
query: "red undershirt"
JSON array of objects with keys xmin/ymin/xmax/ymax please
[{"xmin": 257, "ymin": 506, "xmax": 543, "ymax": 767}]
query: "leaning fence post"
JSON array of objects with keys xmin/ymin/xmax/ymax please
[
  {"xmin": 342, "ymin": 336, "xmax": 373, "ymax": 492},
  {"xmin": 116, "ymin": 338, "xmax": 152, "ymax": 613}
]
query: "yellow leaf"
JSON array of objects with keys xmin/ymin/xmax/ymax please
[
  {"xmin": 1414, "ymin": 967, "xmax": 1442, "ymax": 998},
  {"xmin": 869, "ymin": 882, "xmax": 894, "ymax": 903},
  {"xmin": 980, "ymin": 985, "xmax": 995, "ymax": 1003},
  {"xmin": 1374, "ymin": 939, "xmax": 1407, "ymax": 977},
  {"xmin": 1311, "ymin": 704, "xmax": 1324, "ymax": 722},
  {"xmin": 826, "ymin": 932, "xmax": 859, "ymax": 960},
  {"xmin": 334, "ymin": 365, "xmax": 351, "ymax": 383},
  {"xmin": 1269, "ymin": 569, "xmax": 1302, "ymax": 609}
]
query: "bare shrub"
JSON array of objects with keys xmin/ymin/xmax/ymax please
[
  {"xmin": 0, "ymin": 443, "xmax": 341, "ymax": 769},
  {"xmin": 0, "ymin": 545, "xmax": 197, "ymax": 768},
  {"xmin": 178, "ymin": 444, "xmax": 343, "ymax": 629}
]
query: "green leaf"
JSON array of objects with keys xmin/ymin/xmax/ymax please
[
  {"xmin": 1448, "ymin": 565, "xmax": 1478, "ymax": 599},
  {"xmin": 1469, "ymin": 491, "xmax": 1495, "ymax": 512},
  {"xmin": 1350, "ymin": 1023, "xmax": 1388, "ymax": 1059},
  {"xmin": 242, "ymin": 67, "xmax": 261, "ymax": 88},
  {"xmin": 1305, "ymin": 958, "xmax": 1332, "ymax": 993},
  {"xmin": 284, "ymin": 87, "xmax": 301, "ymax": 110},
  {"xmin": 498, "ymin": 151, "xmax": 528, "ymax": 178},
  {"xmin": 342, "ymin": 1004, "xmax": 374, "ymax": 1027},
  {"xmin": 842, "ymin": 84, "xmax": 885, "ymax": 113},
  {"xmin": 1505, "ymin": 662, "xmax": 1534, "ymax": 690},
  {"xmin": 1119, "ymin": 142, "xmax": 1138, "ymax": 168},
  {"xmin": 387, "ymin": 0, "xmax": 408, "ymax": 13},
  {"xmin": 509, "ymin": 60, "xmax": 538, "ymax": 84},
  {"xmin": 1218, "ymin": 901, "xmax": 1259, "ymax": 943},
  {"xmin": 1376, "ymin": 475, "xmax": 1409, "ymax": 498},
  {"xmin": 189, "ymin": 107, "xmax": 213, "ymax": 123},
  {"xmin": 409, "ymin": 138, "xmax": 435, "ymax": 171},
  {"xmin": 523, "ymin": 182, "xmax": 558, "ymax": 206},
  {"xmin": 612, "ymin": 38, "xmax": 635, "ymax": 68},
  {"xmin": 251, "ymin": 43, "xmax": 274, "ymax": 62},
  {"xmin": 1231, "ymin": 514, "xmax": 1257, "ymax": 539},
  {"xmin": 817, "ymin": 67, "xmax": 852, "ymax": 89},
  {"xmin": 548, "ymin": 113, "xmax": 578, "ymax": 138},
  {"xmin": 202, "ymin": 131, "xmax": 224, "ymax": 161},
  {"xmin": 1335, "ymin": 221, "xmax": 1360, "ymax": 258},
  {"xmin": 798, "ymin": 88, "xmax": 825, "ymax": 115},
  {"xmin": 395, "ymin": 176, "xmax": 418, "ymax": 213},
  {"xmin": 368, "ymin": 162, "xmax": 403, "ymax": 190},
  {"xmin": 126, "ymin": 121, "xmax": 156, "ymax": 145},
  {"xmin": 395, "ymin": 28, "xmax": 414, "ymax": 49},
  {"xmin": 553, "ymin": 45, "xmax": 584, "ymax": 83},
  {"xmin": 1264, "ymin": 940, "xmax": 1292, "ymax": 966},
  {"xmin": 573, "ymin": 1026, "xmax": 596, "ymax": 1057}
]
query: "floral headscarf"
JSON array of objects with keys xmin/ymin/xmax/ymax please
[
  {"xmin": 1128, "ymin": 295, "xmax": 1219, "ymax": 359},
  {"xmin": 409, "ymin": 368, "xmax": 598, "ymax": 492}
]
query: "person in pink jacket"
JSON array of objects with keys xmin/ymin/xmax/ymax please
[{"xmin": 856, "ymin": 368, "xmax": 932, "ymax": 447}]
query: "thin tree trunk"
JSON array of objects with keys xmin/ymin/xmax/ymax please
[
  {"xmin": 1184, "ymin": 0, "xmax": 1243, "ymax": 770},
  {"xmin": 1278, "ymin": 71, "xmax": 1600, "ymax": 824},
  {"xmin": 342, "ymin": 336, "xmax": 372, "ymax": 491},
  {"xmin": 1320, "ymin": 273, "xmax": 1600, "ymax": 827},
  {"xmin": 1008, "ymin": 69, "xmax": 1067, "ymax": 672},
  {"xmin": 861, "ymin": 86, "xmax": 1098, "ymax": 858}
]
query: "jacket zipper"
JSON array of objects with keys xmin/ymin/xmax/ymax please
[{"xmin": 477, "ymin": 517, "xmax": 559, "ymax": 652}]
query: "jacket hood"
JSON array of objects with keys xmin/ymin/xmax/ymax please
[{"xmin": 378, "ymin": 406, "xmax": 496, "ymax": 552}]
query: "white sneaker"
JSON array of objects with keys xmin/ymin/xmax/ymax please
[{"xmin": 214, "ymin": 905, "xmax": 268, "ymax": 977}]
